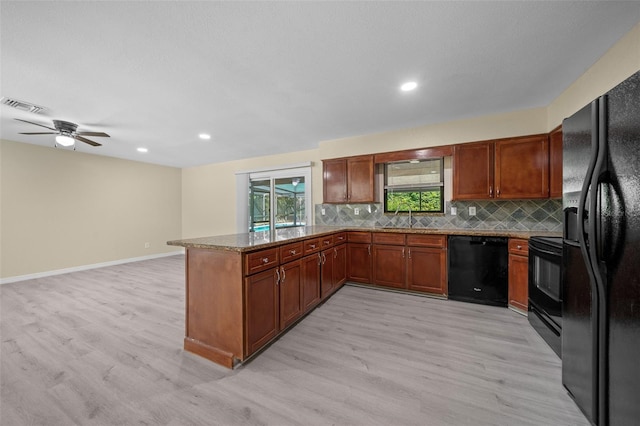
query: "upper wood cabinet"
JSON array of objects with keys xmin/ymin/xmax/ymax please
[
  {"xmin": 453, "ymin": 141, "xmax": 494, "ymax": 200},
  {"xmin": 453, "ymin": 134, "xmax": 550, "ymax": 200},
  {"xmin": 322, "ymin": 155, "xmax": 375, "ymax": 203},
  {"xmin": 549, "ymin": 126, "xmax": 563, "ymax": 199}
]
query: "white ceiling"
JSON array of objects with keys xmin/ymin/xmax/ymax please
[{"xmin": 2, "ymin": 2, "xmax": 640, "ymax": 168}]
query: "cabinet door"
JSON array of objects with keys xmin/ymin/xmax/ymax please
[
  {"xmin": 347, "ymin": 155, "xmax": 375, "ymax": 203},
  {"xmin": 407, "ymin": 247, "xmax": 447, "ymax": 295},
  {"xmin": 453, "ymin": 141, "xmax": 494, "ymax": 200},
  {"xmin": 333, "ymin": 244, "xmax": 347, "ymax": 289},
  {"xmin": 347, "ymin": 243, "xmax": 372, "ymax": 283},
  {"xmin": 508, "ymin": 254, "xmax": 529, "ymax": 312},
  {"xmin": 323, "ymin": 159, "xmax": 347, "ymax": 203},
  {"xmin": 549, "ymin": 126, "xmax": 563, "ymax": 199},
  {"xmin": 279, "ymin": 260, "xmax": 303, "ymax": 330},
  {"xmin": 495, "ymin": 135, "xmax": 549, "ymax": 199},
  {"xmin": 372, "ymin": 244, "xmax": 406, "ymax": 289},
  {"xmin": 320, "ymin": 248, "xmax": 334, "ymax": 299},
  {"xmin": 245, "ymin": 268, "xmax": 279, "ymax": 356},
  {"xmin": 301, "ymin": 253, "xmax": 321, "ymax": 312}
]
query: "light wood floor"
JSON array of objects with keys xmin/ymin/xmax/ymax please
[{"xmin": 1, "ymin": 255, "xmax": 589, "ymax": 426}]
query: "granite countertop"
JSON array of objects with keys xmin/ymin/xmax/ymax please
[{"xmin": 167, "ymin": 226, "xmax": 561, "ymax": 252}]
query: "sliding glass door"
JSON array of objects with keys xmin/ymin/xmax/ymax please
[{"xmin": 248, "ymin": 168, "xmax": 309, "ymax": 232}]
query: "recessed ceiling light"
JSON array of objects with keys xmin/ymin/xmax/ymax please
[
  {"xmin": 400, "ymin": 81, "xmax": 418, "ymax": 92},
  {"xmin": 199, "ymin": 133, "xmax": 211, "ymax": 140},
  {"xmin": 137, "ymin": 147, "xmax": 148, "ymax": 153}
]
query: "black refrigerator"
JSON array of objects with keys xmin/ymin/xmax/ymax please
[{"xmin": 562, "ymin": 70, "xmax": 640, "ymax": 426}]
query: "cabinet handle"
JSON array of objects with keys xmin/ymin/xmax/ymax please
[
  {"xmin": 281, "ymin": 267, "xmax": 286, "ymax": 283},
  {"xmin": 408, "ymin": 248, "xmax": 412, "ymax": 259},
  {"xmin": 517, "ymin": 245, "xmax": 522, "ymax": 250},
  {"xmin": 334, "ymin": 248, "xmax": 337, "ymax": 258},
  {"xmin": 289, "ymin": 249, "xmax": 297, "ymax": 255},
  {"xmin": 310, "ymin": 244, "xmax": 316, "ymax": 249},
  {"xmin": 367, "ymin": 244, "xmax": 371, "ymax": 256},
  {"xmin": 489, "ymin": 185, "xmax": 493, "ymax": 197},
  {"xmin": 276, "ymin": 268, "xmax": 280, "ymax": 284},
  {"xmin": 497, "ymin": 187, "xmax": 501, "ymax": 197},
  {"xmin": 317, "ymin": 252, "xmax": 322, "ymax": 266},
  {"xmin": 262, "ymin": 257, "xmax": 269, "ymax": 264},
  {"xmin": 402, "ymin": 247, "xmax": 405, "ymax": 258},
  {"xmin": 322, "ymin": 252, "xmax": 326, "ymax": 264}
]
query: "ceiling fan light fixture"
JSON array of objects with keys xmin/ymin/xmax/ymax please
[{"xmin": 55, "ymin": 134, "xmax": 75, "ymax": 147}]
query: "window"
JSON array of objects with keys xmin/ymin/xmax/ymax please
[{"xmin": 384, "ymin": 158, "xmax": 444, "ymax": 213}]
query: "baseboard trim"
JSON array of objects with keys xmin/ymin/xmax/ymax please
[{"xmin": 0, "ymin": 250, "xmax": 185, "ymax": 285}]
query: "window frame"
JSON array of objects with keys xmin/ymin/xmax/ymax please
[{"xmin": 383, "ymin": 158, "xmax": 445, "ymax": 214}]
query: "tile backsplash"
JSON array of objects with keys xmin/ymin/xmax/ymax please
[{"xmin": 315, "ymin": 199, "xmax": 562, "ymax": 232}]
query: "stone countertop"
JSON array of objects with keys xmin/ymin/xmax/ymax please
[{"xmin": 167, "ymin": 226, "xmax": 561, "ymax": 252}]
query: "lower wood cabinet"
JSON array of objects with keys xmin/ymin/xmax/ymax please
[
  {"xmin": 279, "ymin": 260, "xmax": 303, "ymax": 330},
  {"xmin": 301, "ymin": 253, "xmax": 321, "ymax": 311},
  {"xmin": 372, "ymin": 233, "xmax": 407, "ymax": 289},
  {"xmin": 407, "ymin": 246, "xmax": 447, "ymax": 294},
  {"xmin": 245, "ymin": 268, "xmax": 279, "ymax": 355},
  {"xmin": 508, "ymin": 239, "xmax": 529, "ymax": 312},
  {"xmin": 321, "ymin": 243, "xmax": 347, "ymax": 299},
  {"xmin": 347, "ymin": 232, "xmax": 372, "ymax": 283}
]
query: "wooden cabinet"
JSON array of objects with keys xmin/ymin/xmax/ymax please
[
  {"xmin": 549, "ymin": 126, "xmax": 563, "ymax": 199},
  {"xmin": 301, "ymin": 253, "xmax": 321, "ymax": 311},
  {"xmin": 347, "ymin": 232, "xmax": 372, "ymax": 283},
  {"xmin": 453, "ymin": 134, "xmax": 550, "ymax": 200},
  {"xmin": 279, "ymin": 260, "xmax": 303, "ymax": 330},
  {"xmin": 508, "ymin": 238, "xmax": 529, "ymax": 313},
  {"xmin": 322, "ymin": 155, "xmax": 375, "ymax": 203},
  {"xmin": 406, "ymin": 234, "xmax": 447, "ymax": 295},
  {"xmin": 320, "ymin": 242, "xmax": 347, "ymax": 299},
  {"xmin": 495, "ymin": 135, "xmax": 549, "ymax": 199},
  {"xmin": 453, "ymin": 141, "xmax": 494, "ymax": 200},
  {"xmin": 245, "ymin": 268, "xmax": 279, "ymax": 355},
  {"xmin": 372, "ymin": 233, "xmax": 406, "ymax": 289}
]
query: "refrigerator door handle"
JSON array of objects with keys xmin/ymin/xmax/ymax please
[
  {"xmin": 577, "ymin": 99, "xmax": 601, "ymax": 424},
  {"xmin": 591, "ymin": 96, "xmax": 609, "ymax": 426}
]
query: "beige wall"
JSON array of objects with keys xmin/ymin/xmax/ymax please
[
  {"xmin": 0, "ymin": 140, "xmax": 182, "ymax": 279},
  {"xmin": 181, "ymin": 149, "xmax": 320, "ymax": 238}
]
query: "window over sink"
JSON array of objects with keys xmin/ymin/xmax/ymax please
[{"xmin": 384, "ymin": 158, "xmax": 444, "ymax": 213}]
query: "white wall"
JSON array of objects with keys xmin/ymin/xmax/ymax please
[{"xmin": 0, "ymin": 140, "xmax": 182, "ymax": 279}]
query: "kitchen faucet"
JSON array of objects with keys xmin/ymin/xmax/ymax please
[{"xmin": 394, "ymin": 204, "xmax": 413, "ymax": 228}]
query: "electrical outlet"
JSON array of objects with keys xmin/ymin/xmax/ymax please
[
  {"xmin": 321, "ymin": 208, "xmax": 326, "ymax": 215},
  {"xmin": 144, "ymin": 242, "xmax": 150, "ymax": 249},
  {"xmin": 450, "ymin": 207, "xmax": 457, "ymax": 216},
  {"xmin": 354, "ymin": 208, "xmax": 360, "ymax": 215},
  {"xmin": 469, "ymin": 206, "xmax": 476, "ymax": 216}
]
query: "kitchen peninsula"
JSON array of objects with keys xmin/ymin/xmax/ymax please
[{"xmin": 168, "ymin": 226, "xmax": 559, "ymax": 368}]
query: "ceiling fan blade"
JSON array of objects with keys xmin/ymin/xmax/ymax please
[
  {"xmin": 15, "ymin": 118, "xmax": 57, "ymax": 131},
  {"xmin": 76, "ymin": 131, "xmax": 110, "ymax": 137},
  {"xmin": 75, "ymin": 135, "xmax": 102, "ymax": 147},
  {"xmin": 19, "ymin": 132, "xmax": 58, "ymax": 135}
]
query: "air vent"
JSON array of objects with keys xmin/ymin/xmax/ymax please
[{"xmin": 0, "ymin": 97, "xmax": 45, "ymax": 114}]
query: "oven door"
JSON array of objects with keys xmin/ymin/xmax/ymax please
[{"xmin": 528, "ymin": 239, "xmax": 562, "ymax": 330}]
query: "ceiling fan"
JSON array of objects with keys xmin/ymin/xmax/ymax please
[{"xmin": 16, "ymin": 118, "xmax": 110, "ymax": 147}]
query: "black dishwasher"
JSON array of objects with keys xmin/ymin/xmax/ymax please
[{"xmin": 448, "ymin": 235, "xmax": 508, "ymax": 307}]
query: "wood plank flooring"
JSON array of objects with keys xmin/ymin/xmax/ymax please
[{"xmin": 1, "ymin": 255, "xmax": 589, "ymax": 425}]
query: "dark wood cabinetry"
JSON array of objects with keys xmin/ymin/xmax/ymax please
[
  {"xmin": 372, "ymin": 233, "xmax": 406, "ymax": 289},
  {"xmin": 508, "ymin": 238, "xmax": 529, "ymax": 312},
  {"xmin": 406, "ymin": 235, "xmax": 447, "ymax": 295},
  {"xmin": 549, "ymin": 126, "xmax": 563, "ymax": 199},
  {"xmin": 347, "ymin": 232, "xmax": 372, "ymax": 283},
  {"xmin": 453, "ymin": 141, "xmax": 494, "ymax": 200},
  {"xmin": 279, "ymin": 259, "xmax": 303, "ymax": 330},
  {"xmin": 245, "ymin": 268, "xmax": 279, "ymax": 355},
  {"xmin": 321, "ymin": 241, "xmax": 347, "ymax": 299},
  {"xmin": 322, "ymin": 155, "xmax": 375, "ymax": 203},
  {"xmin": 301, "ymin": 253, "xmax": 321, "ymax": 311},
  {"xmin": 453, "ymin": 134, "xmax": 550, "ymax": 200}
]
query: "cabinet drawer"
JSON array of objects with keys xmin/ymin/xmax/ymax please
[
  {"xmin": 246, "ymin": 248, "xmax": 279, "ymax": 275},
  {"xmin": 406, "ymin": 234, "xmax": 447, "ymax": 248},
  {"xmin": 320, "ymin": 235, "xmax": 334, "ymax": 248},
  {"xmin": 508, "ymin": 239, "xmax": 529, "ymax": 256},
  {"xmin": 373, "ymin": 232, "xmax": 406, "ymax": 245},
  {"xmin": 333, "ymin": 232, "xmax": 347, "ymax": 245},
  {"xmin": 303, "ymin": 238, "xmax": 321, "ymax": 255},
  {"xmin": 348, "ymin": 231, "xmax": 371, "ymax": 243},
  {"xmin": 280, "ymin": 241, "xmax": 304, "ymax": 263}
]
